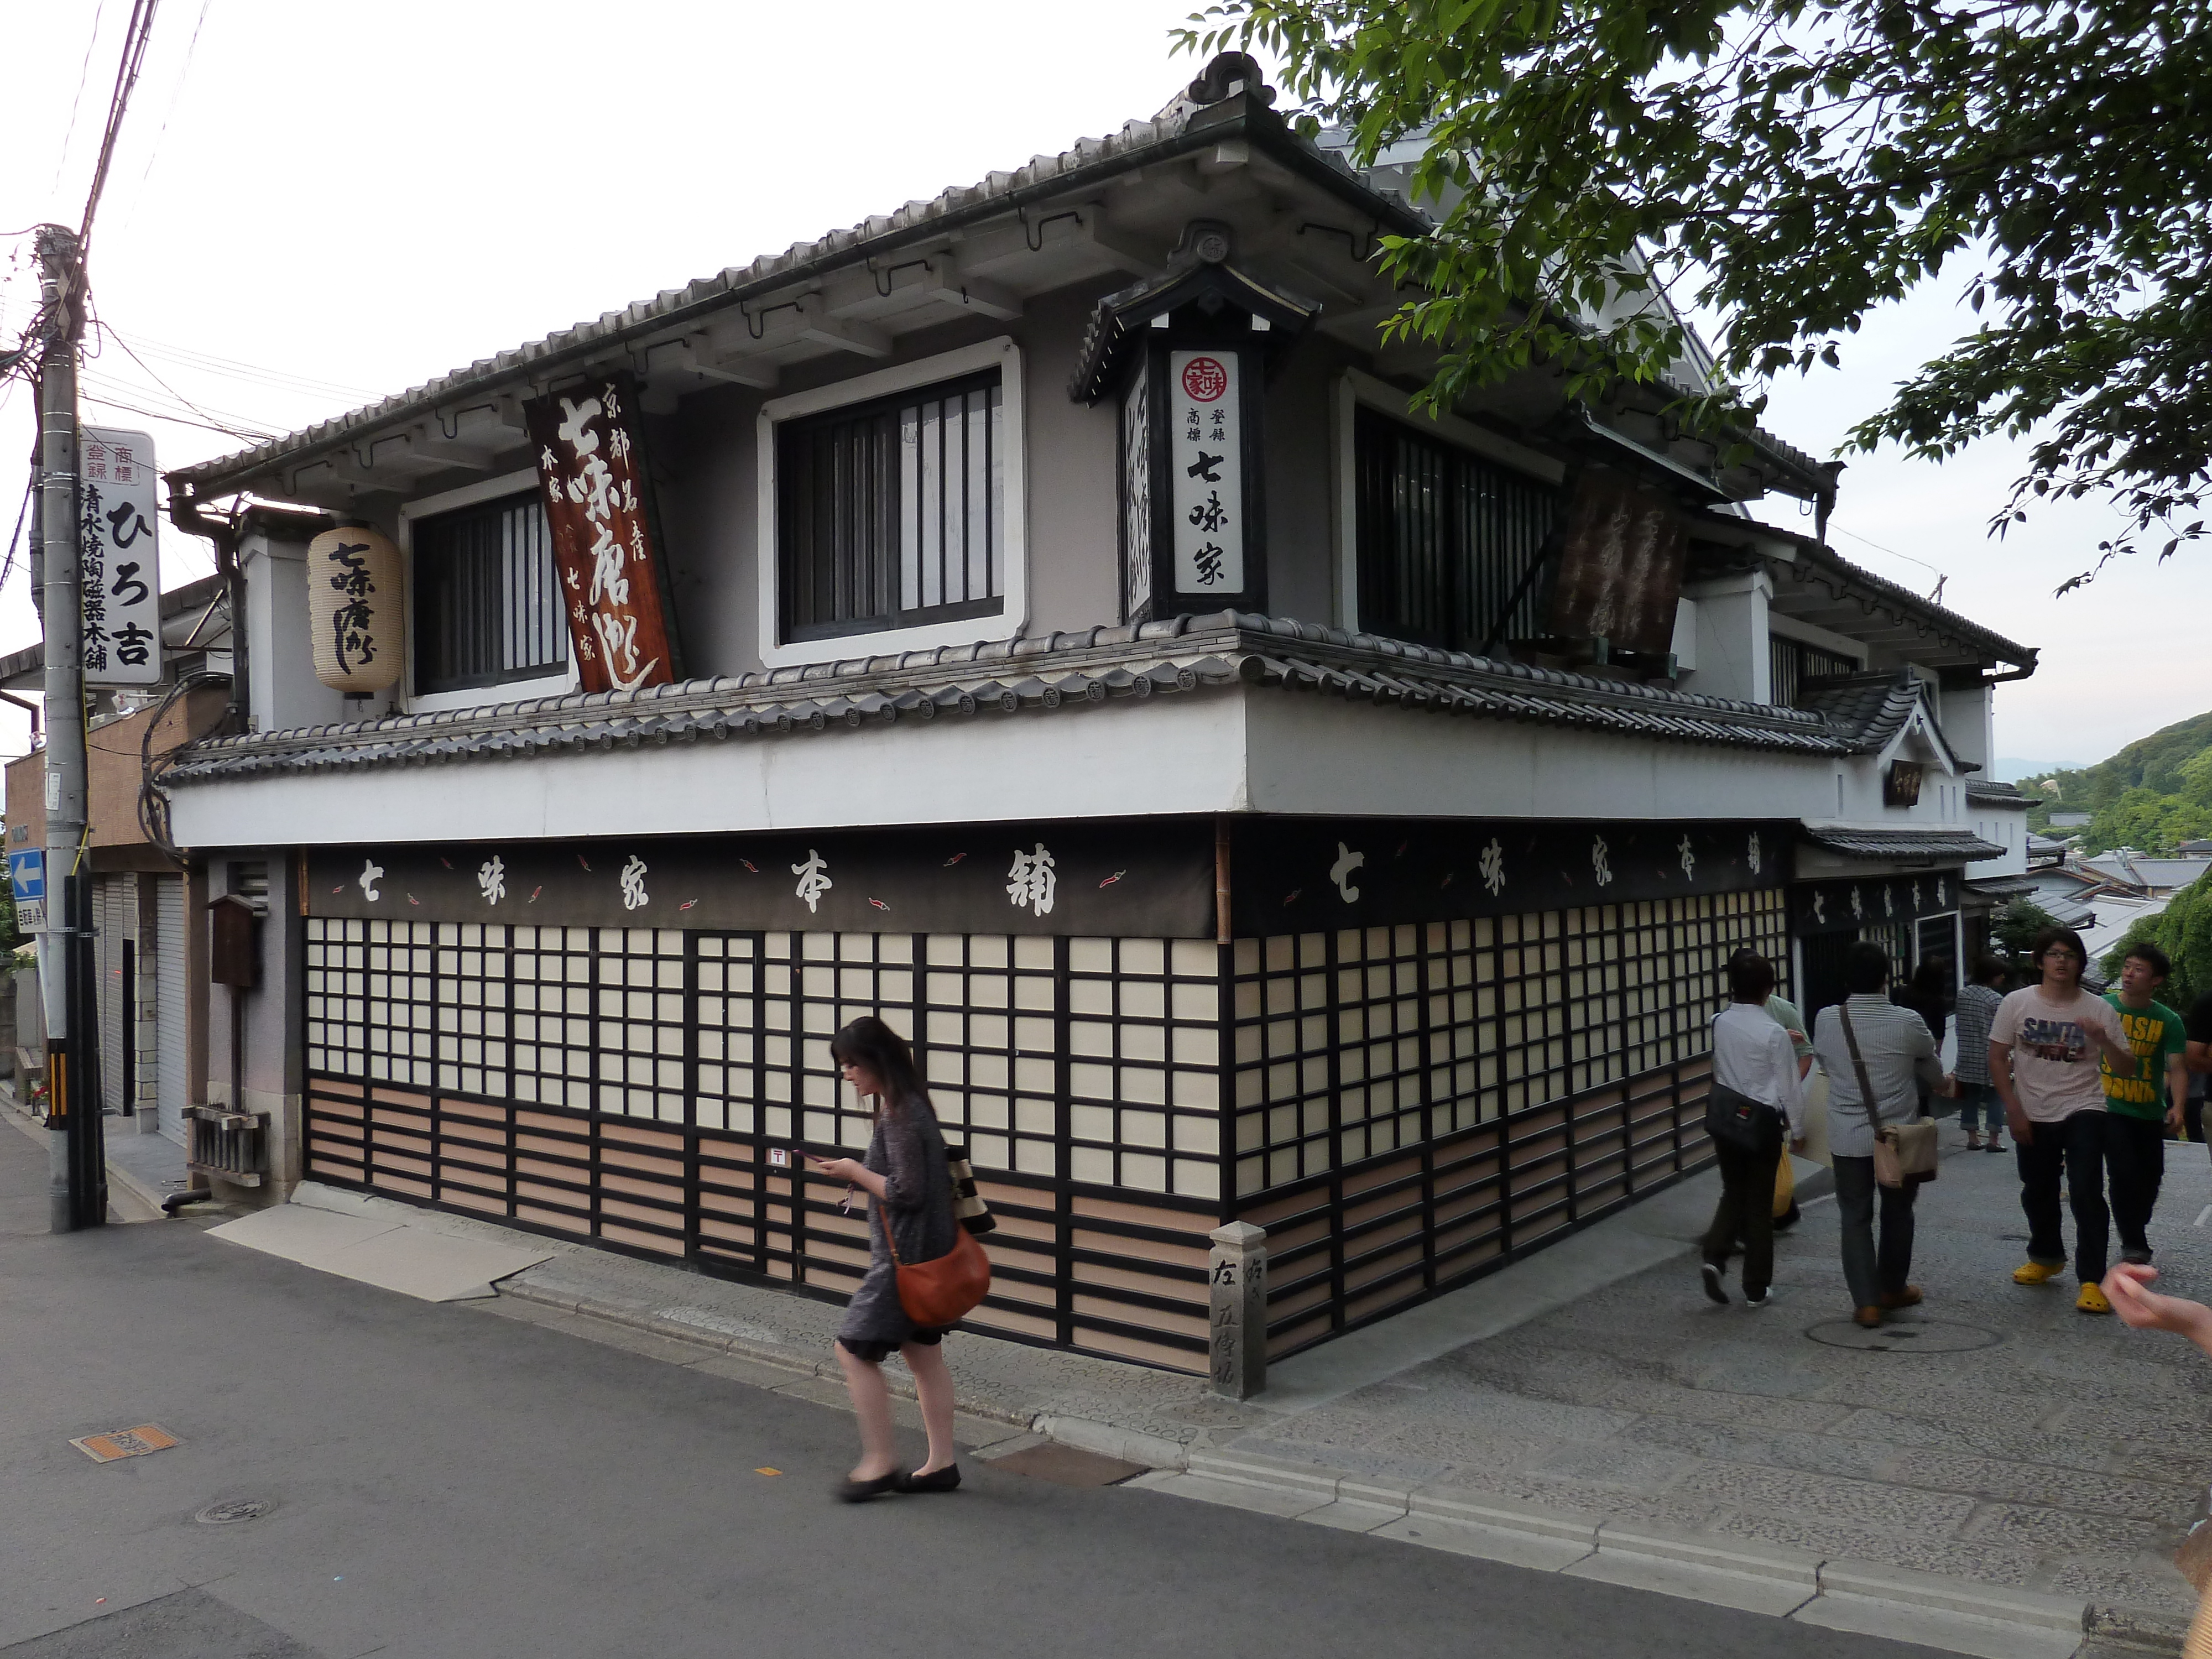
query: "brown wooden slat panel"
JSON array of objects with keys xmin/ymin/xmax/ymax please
[
  {"xmin": 1072, "ymin": 1327, "xmax": 1204, "ymax": 1373},
  {"xmin": 601, "ymin": 1223, "xmax": 683, "ymax": 1256}
]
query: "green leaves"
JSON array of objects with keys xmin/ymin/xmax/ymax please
[{"xmin": 1186, "ymin": 0, "xmax": 2212, "ymax": 585}]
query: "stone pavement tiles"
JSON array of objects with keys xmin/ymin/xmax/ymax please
[{"xmin": 1222, "ymin": 1136, "xmax": 2212, "ymax": 1615}]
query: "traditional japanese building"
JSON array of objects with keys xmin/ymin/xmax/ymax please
[{"xmin": 155, "ymin": 57, "xmax": 2033, "ymax": 1374}]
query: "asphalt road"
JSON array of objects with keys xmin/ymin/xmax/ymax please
[{"xmin": 0, "ymin": 1125, "xmax": 1952, "ymax": 1659}]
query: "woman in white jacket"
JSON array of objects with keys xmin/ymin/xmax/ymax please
[{"xmin": 1701, "ymin": 952, "xmax": 1805, "ymax": 1310}]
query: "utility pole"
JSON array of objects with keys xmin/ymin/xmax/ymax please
[{"xmin": 34, "ymin": 223, "xmax": 103, "ymax": 1232}]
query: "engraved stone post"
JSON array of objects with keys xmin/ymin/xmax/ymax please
[{"xmin": 1207, "ymin": 1220, "xmax": 1267, "ymax": 1400}]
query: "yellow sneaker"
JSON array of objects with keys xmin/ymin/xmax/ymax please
[
  {"xmin": 2077, "ymin": 1282, "xmax": 2113, "ymax": 1316},
  {"xmin": 2013, "ymin": 1261, "xmax": 2064, "ymax": 1285}
]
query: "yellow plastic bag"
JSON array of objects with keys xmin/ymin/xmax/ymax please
[{"xmin": 1772, "ymin": 1148, "xmax": 1796, "ymax": 1219}]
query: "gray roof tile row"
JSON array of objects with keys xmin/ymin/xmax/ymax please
[{"xmin": 163, "ymin": 612, "xmax": 1854, "ymax": 786}]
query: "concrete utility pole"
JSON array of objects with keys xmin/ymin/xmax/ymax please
[{"xmin": 34, "ymin": 223, "xmax": 103, "ymax": 1232}]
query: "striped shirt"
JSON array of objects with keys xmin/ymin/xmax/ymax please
[{"xmin": 1952, "ymin": 983, "xmax": 2004, "ymax": 1084}]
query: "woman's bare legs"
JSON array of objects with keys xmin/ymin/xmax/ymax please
[
  {"xmin": 902, "ymin": 1340, "xmax": 957, "ymax": 1474},
  {"xmin": 834, "ymin": 1340, "xmax": 900, "ymax": 1481}
]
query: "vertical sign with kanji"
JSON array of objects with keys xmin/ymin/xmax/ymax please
[
  {"xmin": 1167, "ymin": 351, "xmax": 1243, "ymax": 596},
  {"xmin": 79, "ymin": 426, "xmax": 162, "ymax": 686},
  {"xmin": 524, "ymin": 374, "xmax": 679, "ymax": 695}
]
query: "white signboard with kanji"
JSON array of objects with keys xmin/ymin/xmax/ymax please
[
  {"xmin": 1167, "ymin": 351, "xmax": 1241, "ymax": 595},
  {"xmin": 79, "ymin": 426, "xmax": 162, "ymax": 686}
]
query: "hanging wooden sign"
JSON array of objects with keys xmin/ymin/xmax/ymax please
[
  {"xmin": 525, "ymin": 373, "xmax": 679, "ymax": 694},
  {"xmin": 1545, "ymin": 467, "xmax": 1688, "ymax": 655},
  {"xmin": 307, "ymin": 524, "xmax": 404, "ymax": 692},
  {"xmin": 79, "ymin": 426, "xmax": 163, "ymax": 687}
]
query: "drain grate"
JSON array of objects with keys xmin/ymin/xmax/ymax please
[{"xmin": 194, "ymin": 1499, "xmax": 274, "ymax": 1525}]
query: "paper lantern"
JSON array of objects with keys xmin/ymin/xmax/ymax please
[{"xmin": 308, "ymin": 524, "xmax": 403, "ymax": 693}]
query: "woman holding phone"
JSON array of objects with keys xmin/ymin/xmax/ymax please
[{"xmin": 804, "ymin": 1016, "xmax": 963, "ymax": 1502}]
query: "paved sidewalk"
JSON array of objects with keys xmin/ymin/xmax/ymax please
[
  {"xmin": 192, "ymin": 1129, "xmax": 2212, "ymax": 1651},
  {"xmin": 1218, "ymin": 1135, "xmax": 2212, "ymax": 1623}
]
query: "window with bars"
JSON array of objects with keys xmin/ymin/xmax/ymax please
[
  {"xmin": 1354, "ymin": 406, "xmax": 1559, "ymax": 653},
  {"xmin": 1067, "ymin": 936, "xmax": 1222, "ymax": 1199},
  {"xmin": 1228, "ymin": 891, "xmax": 1790, "ymax": 1198},
  {"xmin": 1768, "ymin": 635, "xmax": 1861, "ymax": 709},
  {"xmin": 411, "ymin": 490, "xmax": 567, "ymax": 694},
  {"xmin": 777, "ymin": 371, "xmax": 1004, "ymax": 644}
]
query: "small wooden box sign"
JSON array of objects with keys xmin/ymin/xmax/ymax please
[
  {"xmin": 208, "ymin": 893, "xmax": 263, "ymax": 988},
  {"xmin": 1884, "ymin": 760, "xmax": 1924, "ymax": 808}
]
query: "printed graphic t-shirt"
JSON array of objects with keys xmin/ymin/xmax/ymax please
[
  {"xmin": 2101, "ymin": 993, "xmax": 2188, "ymax": 1119},
  {"xmin": 1990, "ymin": 987, "xmax": 2126, "ymax": 1123}
]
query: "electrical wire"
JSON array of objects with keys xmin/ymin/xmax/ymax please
[
  {"xmin": 48, "ymin": 0, "xmax": 111, "ymax": 194},
  {"xmin": 89, "ymin": 314, "xmax": 272, "ymax": 437},
  {"xmin": 95, "ymin": 325, "xmax": 379, "ymax": 404},
  {"xmin": 1, "ymin": 473, "xmax": 33, "ymax": 589},
  {"xmin": 132, "ymin": 0, "xmax": 211, "ymax": 190},
  {"xmin": 77, "ymin": 0, "xmax": 162, "ymax": 262}
]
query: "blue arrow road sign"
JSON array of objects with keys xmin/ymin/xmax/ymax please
[{"xmin": 8, "ymin": 849, "xmax": 43, "ymax": 902}]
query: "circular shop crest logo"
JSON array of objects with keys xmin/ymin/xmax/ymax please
[{"xmin": 1180, "ymin": 356, "xmax": 1229, "ymax": 403}]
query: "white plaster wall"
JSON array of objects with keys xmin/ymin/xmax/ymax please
[
  {"xmin": 1679, "ymin": 572, "xmax": 1770, "ymax": 704},
  {"xmin": 1240, "ymin": 693, "xmax": 1843, "ymax": 820},
  {"xmin": 168, "ymin": 692, "xmax": 1254, "ymax": 849},
  {"xmin": 243, "ymin": 533, "xmax": 353, "ymax": 734},
  {"xmin": 1940, "ymin": 683, "xmax": 1995, "ymax": 774}
]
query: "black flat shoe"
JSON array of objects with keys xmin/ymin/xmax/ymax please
[
  {"xmin": 836, "ymin": 1473, "xmax": 899, "ymax": 1503},
  {"xmin": 894, "ymin": 1464, "xmax": 961, "ymax": 1494}
]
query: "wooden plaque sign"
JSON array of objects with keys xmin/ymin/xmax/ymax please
[
  {"xmin": 1545, "ymin": 468, "xmax": 1688, "ymax": 655},
  {"xmin": 525, "ymin": 373, "xmax": 679, "ymax": 694}
]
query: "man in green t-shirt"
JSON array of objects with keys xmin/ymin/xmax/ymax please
[{"xmin": 2103, "ymin": 942, "xmax": 2191, "ymax": 1266}]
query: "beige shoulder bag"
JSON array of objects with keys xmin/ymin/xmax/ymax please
[{"xmin": 1839, "ymin": 1002, "xmax": 1940, "ymax": 1188}]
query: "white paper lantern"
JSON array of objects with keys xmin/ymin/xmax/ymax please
[{"xmin": 307, "ymin": 524, "xmax": 403, "ymax": 693}]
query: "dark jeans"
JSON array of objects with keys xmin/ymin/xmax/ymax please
[
  {"xmin": 2104, "ymin": 1112, "xmax": 2167, "ymax": 1259},
  {"xmin": 1834, "ymin": 1155, "xmax": 1918, "ymax": 1310},
  {"xmin": 2017, "ymin": 1109, "xmax": 2109, "ymax": 1284},
  {"xmin": 1703, "ymin": 1125, "xmax": 1785, "ymax": 1296}
]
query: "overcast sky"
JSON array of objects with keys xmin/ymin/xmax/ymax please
[{"xmin": 0, "ymin": 0, "xmax": 2183, "ymax": 773}]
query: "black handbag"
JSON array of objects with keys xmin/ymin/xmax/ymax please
[{"xmin": 1706, "ymin": 1082, "xmax": 1783, "ymax": 1154}]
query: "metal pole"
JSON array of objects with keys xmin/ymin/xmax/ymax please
[{"xmin": 34, "ymin": 224, "xmax": 100, "ymax": 1232}]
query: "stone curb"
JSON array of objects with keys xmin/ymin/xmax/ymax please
[
  {"xmin": 1167, "ymin": 1447, "xmax": 2168, "ymax": 1657},
  {"xmin": 497, "ymin": 1276, "xmax": 1040, "ymax": 1431}
]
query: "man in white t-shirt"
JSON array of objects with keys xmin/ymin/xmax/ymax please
[{"xmin": 1989, "ymin": 926, "xmax": 2138, "ymax": 1314}]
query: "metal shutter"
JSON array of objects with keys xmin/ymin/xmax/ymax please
[{"xmin": 155, "ymin": 875, "xmax": 186, "ymax": 1141}]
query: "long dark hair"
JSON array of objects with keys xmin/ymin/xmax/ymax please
[{"xmin": 830, "ymin": 1015, "xmax": 928, "ymax": 1119}]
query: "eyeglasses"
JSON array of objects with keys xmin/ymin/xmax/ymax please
[{"xmin": 2042, "ymin": 950, "xmax": 2082, "ymax": 963}]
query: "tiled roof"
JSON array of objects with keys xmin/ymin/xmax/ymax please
[
  {"xmin": 1800, "ymin": 825, "xmax": 2006, "ymax": 862},
  {"xmin": 167, "ymin": 62, "xmax": 1837, "ymax": 515},
  {"xmin": 1966, "ymin": 779, "xmax": 2039, "ymax": 808},
  {"xmin": 161, "ymin": 612, "xmax": 1854, "ymax": 787},
  {"xmin": 168, "ymin": 83, "xmax": 1423, "ymax": 499},
  {"xmin": 1797, "ymin": 671, "xmax": 1925, "ymax": 750}
]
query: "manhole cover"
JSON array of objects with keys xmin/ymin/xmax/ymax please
[
  {"xmin": 984, "ymin": 1443, "xmax": 1147, "ymax": 1486},
  {"xmin": 1804, "ymin": 1319, "xmax": 2002, "ymax": 1353},
  {"xmin": 194, "ymin": 1499, "xmax": 273, "ymax": 1525}
]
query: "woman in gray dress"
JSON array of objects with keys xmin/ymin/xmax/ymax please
[{"xmin": 805, "ymin": 1016, "xmax": 962, "ymax": 1502}]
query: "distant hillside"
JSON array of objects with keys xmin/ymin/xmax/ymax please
[
  {"xmin": 1995, "ymin": 756, "xmax": 2086, "ymax": 782},
  {"xmin": 2026, "ymin": 710, "xmax": 2212, "ymax": 852}
]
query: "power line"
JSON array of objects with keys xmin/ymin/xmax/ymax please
[
  {"xmin": 48, "ymin": 1, "xmax": 111, "ymax": 194},
  {"xmin": 133, "ymin": 0, "xmax": 212, "ymax": 190},
  {"xmin": 78, "ymin": 0, "xmax": 162, "ymax": 261}
]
